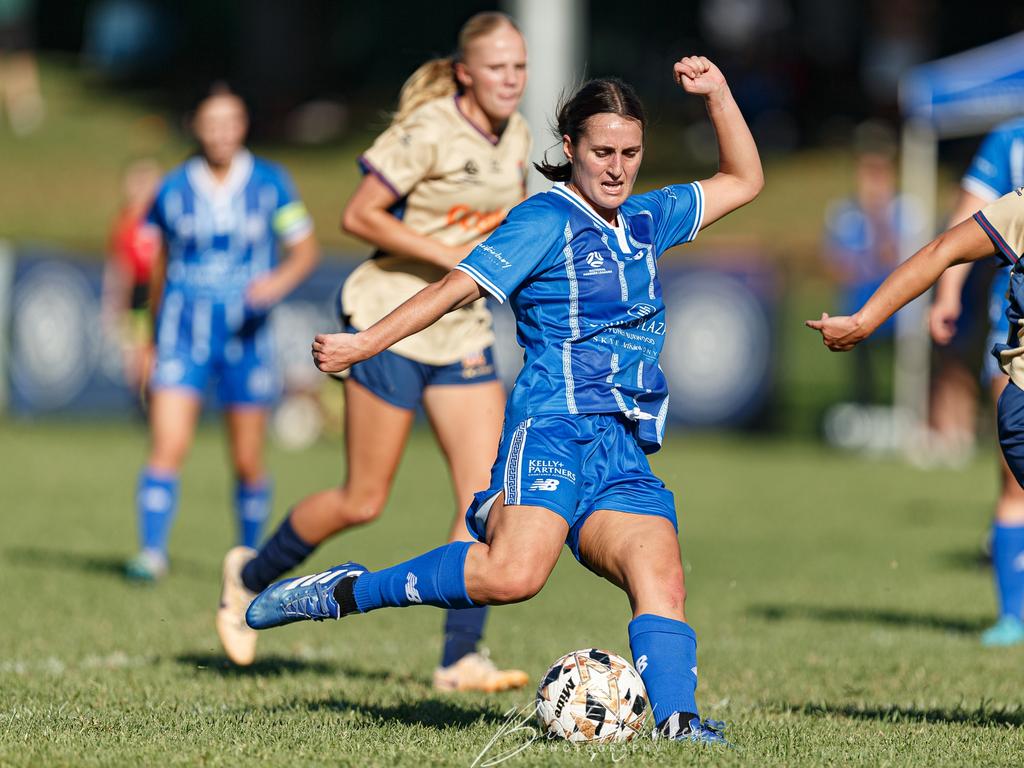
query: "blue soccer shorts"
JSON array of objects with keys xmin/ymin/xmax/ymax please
[
  {"xmin": 151, "ymin": 299, "xmax": 280, "ymax": 407},
  {"xmin": 998, "ymin": 380, "xmax": 1024, "ymax": 488},
  {"xmin": 465, "ymin": 413, "xmax": 677, "ymax": 566},
  {"xmin": 345, "ymin": 325, "xmax": 498, "ymax": 411}
]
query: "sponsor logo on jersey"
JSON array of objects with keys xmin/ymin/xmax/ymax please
[
  {"xmin": 405, "ymin": 572, "xmax": 422, "ymax": 604},
  {"xmin": 446, "ymin": 204, "xmax": 505, "ymax": 234},
  {"xmin": 464, "ymin": 160, "xmax": 479, "ymax": 175},
  {"xmin": 527, "ymin": 459, "xmax": 577, "ymax": 484},
  {"xmin": 529, "ymin": 478, "xmax": 560, "ymax": 492},
  {"xmin": 627, "ymin": 303, "xmax": 657, "ymax": 319}
]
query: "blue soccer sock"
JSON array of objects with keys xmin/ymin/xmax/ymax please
[
  {"xmin": 441, "ymin": 606, "xmax": 490, "ymax": 667},
  {"xmin": 992, "ymin": 522, "xmax": 1024, "ymax": 619},
  {"xmin": 352, "ymin": 541, "xmax": 476, "ymax": 613},
  {"xmin": 136, "ymin": 468, "xmax": 180, "ymax": 555},
  {"xmin": 628, "ymin": 614, "xmax": 699, "ymax": 727},
  {"xmin": 235, "ymin": 478, "xmax": 271, "ymax": 549},
  {"xmin": 240, "ymin": 513, "xmax": 316, "ymax": 594}
]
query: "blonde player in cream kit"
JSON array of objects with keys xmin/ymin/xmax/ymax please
[{"xmin": 217, "ymin": 12, "xmax": 531, "ymax": 690}]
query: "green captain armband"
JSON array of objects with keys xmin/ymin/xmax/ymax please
[{"xmin": 272, "ymin": 201, "xmax": 313, "ymax": 242}]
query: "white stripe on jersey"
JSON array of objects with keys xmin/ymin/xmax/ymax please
[
  {"xmin": 606, "ymin": 353, "xmax": 630, "ymax": 416},
  {"xmin": 454, "ymin": 263, "xmax": 508, "ymax": 304},
  {"xmin": 503, "ymin": 419, "xmax": 531, "ymax": 504},
  {"xmin": 961, "ymin": 176, "xmax": 1000, "ymax": 202},
  {"xmin": 637, "ymin": 360, "xmax": 644, "ymax": 389},
  {"xmin": 192, "ymin": 298, "xmax": 212, "ymax": 364},
  {"xmin": 158, "ymin": 290, "xmax": 184, "ymax": 354},
  {"xmin": 687, "ymin": 181, "xmax": 705, "ymax": 242},
  {"xmin": 561, "ymin": 222, "xmax": 580, "ymax": 414},
  {"xmin": 656, "ymin": 393, "xmax": 670, "ymax": 445},
  {"xmin": 602, "ymin": 232, "xmax": 630, "ymax": 301}
]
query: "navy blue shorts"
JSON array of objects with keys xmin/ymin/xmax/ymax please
[
  {"xmin": 347, "ymin": 340, "xmax": 498, "ymax": 410},
  {"xmin": 998, "ymin": 380, "xmax": 1024, "ymax": 488},
  {"xmin": 465, "ymin": 413, "xmax": 677, "ymax": 566}
]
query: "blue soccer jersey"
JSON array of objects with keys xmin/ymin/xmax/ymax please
[
  {"xmin": 963, "ymin": 118, "xmax": 1024, "ymax": 377},
  {"xmin": 455, "ymin": 182, "xmax": 704, "ymax": 452},
  {"xmin": 146, "ymin": 150, "xmax": 313, "ymax": 404}
]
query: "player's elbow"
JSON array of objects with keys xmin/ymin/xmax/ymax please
[{"xmin": 340, "ymin": 202, "xmax": 369, "ymax": 239}]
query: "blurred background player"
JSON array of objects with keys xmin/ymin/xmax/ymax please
[
  {"xmin": 810, "ymin": 183, "xmax": 1024, "ymax": 648},
  {"xmin": 822, "ymin": 123, "xmax": 902, "ymax": 405},
  {"xmin": 0, "ymin": 0, "xmax": 43, "ymax": 135},
  {"xmin": 247, "ymin": 55, "xmax": 763, "ymax": 744},
  {"xmin": 127, "ymin": 88, "xmax": 319, "ymax": 581},
  {"xmin": 928, "ymin": 116, "xmax": 1024, "ymax": 645},
  {"xmin": 102, "ymin": 157, "xmax": 162, "ymax": 404},
  {"xmin": 217, "ymin": 13, "xmax": 531, "ymax": 689}
]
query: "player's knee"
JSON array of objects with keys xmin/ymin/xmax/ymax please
[
  {"xmin": 487, "ymin": 562, "xmax": 547, "ymax": 604},
  {"xmin": 340, "ymin": 485, "xmax": 389, "ymax": 526}
]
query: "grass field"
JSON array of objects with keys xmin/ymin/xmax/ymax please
[{"xmin": 2, "ymin": 420, "xmax": 1023, "ymax": 766}]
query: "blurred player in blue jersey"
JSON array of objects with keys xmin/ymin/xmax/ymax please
[
  {"xmin": 246, "ymin": 56, "xmax": 762, "ymax": 745},
  {"xmin": 126, "ymin": 89, "xmax": 319, "ymax": 581},
  {"xmin": 812, "ymin": 184, "xmax": 1024, "ymax": 647},
  {"xmin": 216, "ymin": 13, "xmax": 530, "ymax": 687},
  {"xmin": 928, "ymin": 118, "xmax": 1024, "ymax": 645}
]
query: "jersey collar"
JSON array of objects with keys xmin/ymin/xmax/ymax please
[
  {"xmin": 187, "ymin": 149, "xmax": 254, "ymax": 204},
  {"xmin": 550, "ymin": 183, "xmax": 632, "ymax": 253}
]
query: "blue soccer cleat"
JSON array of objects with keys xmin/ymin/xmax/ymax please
[
  {"xmin": 245, "ymin": 562, "xmax": 366, "ymax": 630},
  {"xmin": 655, "ymin": 713, "xmax": 732, "ymax": 746},
  {"xmin": 980, "ymin": 616, "xmax": 1024, "ymax": 647}
]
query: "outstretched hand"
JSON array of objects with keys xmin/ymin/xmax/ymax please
[
  {"xmin": 805, "ymin": 313, "xmax": 867, "ymax": 352},
  {"xmin": 674, "ymin": 56, "xmax": 727, "ymax": 97},
  {"xmin": 311, "ymin": 332, "xmax": 373, "ymax": 373}
]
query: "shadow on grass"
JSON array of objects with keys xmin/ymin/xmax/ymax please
[
  {"xmin": 748, "ymin": 604, "xmax": 989, "ymax": 634},
  {"xmin": 176, "ymin": 652, "xmax": 339, "ymax": 677},
  {"xmin": 935, "ymin": 547, "xmax": 990, "ymax": 571},
  {"xmin": 4, "ymin": 545, "xmax": 217, "ymax": 581},
  {"xmin": 774, "ymin": 701, "xmax": 1024, "ymax": 728},
  {"xmin": 304, "ymin": 697, "xmax": 514, "ymax": 729}
]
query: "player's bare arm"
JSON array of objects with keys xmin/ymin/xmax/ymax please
[
  {"xmin": 675, "ymin": 56, "xmax": 763, "ymax": 229},
  {"xmin": 312, "ymin": 268, "xmax": 483, "ymax": 372},
  {"xmin": 342, "ymin": 174, "xmax": 488, "ymax": 270},
  {"xmin": 807, "ymin": 217, "xmax": 998, "ymax": 351}
]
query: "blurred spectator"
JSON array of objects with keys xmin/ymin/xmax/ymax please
[
  {"xmin": 822, "ymin": 122, "xmax": 914, "ymax": 404},
  {"xmin": 0, "ymin": 0, "xmax": 43, "ymax": 135},
  {"xmin": 101, "ymin": 157, "xmax": 162, "ymax": 402}
]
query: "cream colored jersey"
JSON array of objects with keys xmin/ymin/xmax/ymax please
[
  {"xmin": 976, "ymin": 188, "xmax": 1024, "ymax": 387},
  {"xmin": 342, "ymin": 95, "xmax": 531, "ymax": 365}
]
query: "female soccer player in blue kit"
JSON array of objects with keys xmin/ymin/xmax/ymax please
[
  {"xmin": 127, "ymin": 90, "xmax": 318, "ymax": 580},
  {"xmin": 246, "ymin": 55, "xmax": 763, "ymax": 744}
]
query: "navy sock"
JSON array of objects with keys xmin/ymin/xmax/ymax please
[
  {"xmin": 628, "ymin": 614, "xmax": 699, "ymax": 728},
  {"xmin": 441, "ymin": 606, "xmax": 489, "ymax": 667},
  {"xmin": 992, "ymin": 522, "xmax": 1024, "ymax": 619},
  {"xmin": 240, "ymin": 514, "xmax": 315, "ymax": 593},
  {"xmin": 136, "ymin": 468, "xmax": 179, "ymax": 554},
  {"xmin": 235, "ymin": 478, "xmax": 271, "ymax": 549},
  {"xmin": 353, "ymin": 541, "xmax": 476, "ymax": 613}
]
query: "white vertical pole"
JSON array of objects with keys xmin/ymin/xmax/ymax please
[
  {"xmin": 0, "ymin": 240, "xmax": 14, "ymax": 413},
  {"xmin": 506, "ymin": 0, "xmax": 585, "ymax": 195},
  {"xmin": 895, "ymin": 118, "xmax": 937, "ymax": 453}
]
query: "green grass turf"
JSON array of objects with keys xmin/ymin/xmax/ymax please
[{"xmin": 1, "ymin": 420, "xmax": 1023, "ymax": 766}]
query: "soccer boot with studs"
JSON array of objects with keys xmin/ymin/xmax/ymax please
[{"xmin": 246, "ymin": 562, "xmax": 366, "ymax": 629}]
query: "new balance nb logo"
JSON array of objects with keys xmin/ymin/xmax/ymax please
[
  {"xmin": 529, "ymin": 478, "xmax": 560, "ymax": 492},
  {"xmin": 405, "ymin": 572, "xmax": 422, "ymax": 603},
  {"xmin": 635, "ymin": 655, "xmax": 648, "ymax": 674}
]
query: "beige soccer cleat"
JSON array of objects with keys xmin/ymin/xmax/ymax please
[
  {"xmin": 432, "ymin": 651, "xmax": 530, "ymax": 693},
  {"xmin": 216, "ymin": 546, "xmax": 259, "ymax": 666}
]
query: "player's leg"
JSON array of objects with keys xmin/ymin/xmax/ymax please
[
  {"xmin": 423, "ymin": 372, "xmax": 520, "ymax": 689},
  {"xmin": 217, "ymin": 378, "xmax": 413, "ymax": 664},
  {"xmin": 986, "ymin": 375, "xmax": 1024, "ymax": 645},
  {"xmin": 224, "ymin": 405, "xmax": 271, "ymax": 549},
  {"xmin": 245, "ymin": 494, "xmax": 567, "ymax": 626},
  {"xmin": 129, "ymin": 387, "xmax": 202, "ymax": 580}
]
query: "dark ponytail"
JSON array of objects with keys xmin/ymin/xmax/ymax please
[{"xmin": 534, "ymin": 77, "xmax": 647, "ymax": 182}]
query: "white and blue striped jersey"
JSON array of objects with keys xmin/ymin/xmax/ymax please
[
  {"xmin": 146, "ymin": 150, "xmax": 312, "ymax": 306},
  {"xmin": 456, "ymin": 182, "xmax": 704, "ymax": 452},
  {"xmin": 963, "ymin": 118, "xmax": 1024, "ymax": 203}
]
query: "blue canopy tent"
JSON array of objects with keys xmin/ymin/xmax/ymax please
[{"xmin": 894, "ymin": 33, "xmax": 1024, "ymax": 457}]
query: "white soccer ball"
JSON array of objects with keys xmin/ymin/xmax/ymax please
[{"xmin": 535, "ymin": 648, "xmax": 648, "ymax": 743}]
